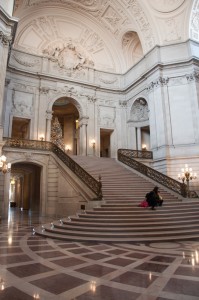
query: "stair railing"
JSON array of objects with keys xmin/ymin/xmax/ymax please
[
  {"xmin": 118, "ymin": 149, "xmax": 187, "ymax": 197},
  {"xmin": 3, "ymin": 138, "xmax": 103, "ymax": 200}
]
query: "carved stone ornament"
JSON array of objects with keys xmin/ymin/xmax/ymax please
[
  {"xmin": 99, "ymin": 76, "xmax": 118, "ymax": 84},
  {"xmin": 42, "ymin": 38, "xmax": 94, "ymax": 72},
  {"xmin": 46, "ymin": 110, "xmax": 53, "ymax": 120},
  {"xmin": 130, "ymin": 98, "xmax": 148, "ymax": 122},
  {"xmin": 86, "ymin": 95, "xmax": 97, "ymax": 103},
  {"xmin": 186, "ymin": 71, "xmax": 199, "ymax": 83},
  {"xmin": 102, "ymin": 5, "xmax": 122, "ymax": 33},
  {"xmin": 49, "ymin": 85, "xmax": 79, "ymax": 98},
  {"xmin": 119, "ymin": 100, "xmax": 127, "ymax": 107},
  {"xmin": 147, "ymin": 77, "xmax": 169, "ymax": 93},
  {"xmin": 164, "ymin": 18, "xmax": 181, "ymax": 42},
  {"xmin": 148, "ymin": 0, "xmax": 185, "ymax": 13},
  {"xmin": 13, "ymin": 53, "xmax": 40, "ymax": 67},
  {"xmin": 24, "ymin": 152, "xmax": 33, "ymax": 161},
  {"xmin": 12, "ymin": 91, "xmax": 33, "ymax": 116},
  {"xmin": 0, "ymin": 31, "xmax": 12, "ymax": 46},
  {"xmin": 39, "ymin": 87, "xmax": 50, "ymax": 94},
  {"xmin": 99, "ymin": 106, "xmax": 116, "ymax": 127}
]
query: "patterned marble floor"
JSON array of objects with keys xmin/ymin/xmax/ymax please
[{"xmin": 0, "ymin": 209, "xmax": 199, "ymax": 300}]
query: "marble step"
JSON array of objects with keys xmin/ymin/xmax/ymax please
[
  {"xmin": 36, "ymin": 223, "xmax": 199, "ymax": 241},
  {"xmin": 61, "ymin": 217, "xmax": 199, "ymax": 227},
  {"xmin": 35, "ymin": 229, "xmax": 199, "ymax": 242}
]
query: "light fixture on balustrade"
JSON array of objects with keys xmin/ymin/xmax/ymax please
[
  {"xmin": 0, "ymin": 155, "xmax": 11, "ymax": 174},
  {"xmin": 178, "ymin": 164, "xmax": 197, "ymax": 197},
  {"xmin": 178, "ymin": 164, "xmax": 197, "ymax": 183}
]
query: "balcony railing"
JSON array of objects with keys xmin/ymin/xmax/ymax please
[
  {"xmin": 118, "ymin": 149, "xmax": 187, "ymax": 197},
  {"xmin": 119, "ymin": 148, "xmax": 153, "ymax": 159},
  {"xmin": 3, "ymin": 138, "xmax": 103, "ymax": 200}
]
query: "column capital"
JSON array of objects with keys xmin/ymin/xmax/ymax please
[
  {"xmin": 79, "ymin": 116, "xmax": 89, "ymax": 127},
  {"xmin": 0, "ymin": 31, "xmax": 11, "ymax": 46},
  {"xmin": 46, "ymin": 110, "xmax": 53, "ymax": 120}
]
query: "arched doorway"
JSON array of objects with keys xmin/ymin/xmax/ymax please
[
  {"xmin": 51, "ymin": 98, "xmax": 80, "ymax": 155},
  {"xmin": 128, "ymin": 98, "xmax": 150, "ymax": 150},
  {"xmin": 10, "ymin": 163, "xmax": 41, "ymax": 211},
  {"xmin": 100, "ymin": 129, "xmax": 113, "ymax": 157}
]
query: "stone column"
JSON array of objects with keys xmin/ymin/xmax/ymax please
[
  {"xmin": 137, "ymin": 127, "xmax": 142, "ymax": 150},
  {"xmin": 0, "ymin": 32, "xmax": 11, "ymax": 140},
  {"xmin": 46, "ymin": 110, "xmax": 53, "ymax": 141},
  {"xmin": 79, "ymin": 117, "xmax": 88, "ymax": 156}
]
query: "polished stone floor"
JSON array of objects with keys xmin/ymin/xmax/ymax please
[{"xmin": 0, "ymin": 209, "xmax": 199, "ymax": 300}]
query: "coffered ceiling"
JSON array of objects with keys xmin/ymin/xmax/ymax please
[{"xmin": 12, "ymin": 0, "xmax": 194, "ymax": 72}]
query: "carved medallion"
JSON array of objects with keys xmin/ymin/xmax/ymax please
[
  {"xmin": 42, "ymin": 38, "xmax": 94, "ymax": 72},
  {"xmin": 149, "ymin": 0, "xmax": 185, "ymax": 13}
]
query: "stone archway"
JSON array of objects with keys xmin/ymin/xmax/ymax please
[
  {"xmin": 51, "ymin": 97, "xmax": 80, "ymax": 155},
  {"xmin": 10, "ymin": 162, "xmax": 41, "ymax": 211}
]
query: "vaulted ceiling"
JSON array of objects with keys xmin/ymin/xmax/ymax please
[{"xmin": 12, "ymin": 0, "xmax": 195, "ymax": 73}]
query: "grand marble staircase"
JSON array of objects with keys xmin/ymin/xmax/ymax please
[{"xmin": 35, "ymin": 156, "xmax": 199, "ymax": 242}]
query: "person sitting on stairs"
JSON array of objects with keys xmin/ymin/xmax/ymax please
[{"xmin": 146, "ymin": 186, "xmax": 163, "ymax": 210}]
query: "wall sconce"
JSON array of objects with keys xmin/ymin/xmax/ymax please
[
  {"xmin": 142, "ymin": 144, "xmax": 147, "ymax": 151},
  {"xmin": 0, "ymin": 155, "xmax": 11, "ymax": 174},
  {"xmin": 39, "ymin": 135, "xmax": 44, "ymax": 141},
  {"xmin": 75, "ymin": 119, "xmax": 79, "ymax": 129},
  {"xmin": 10, "ymin": 178, "xmax": 15, "ymax": 185},
  {"xmin": 91, "ymin": 139, "xmax": 96, "ymax": 149}
]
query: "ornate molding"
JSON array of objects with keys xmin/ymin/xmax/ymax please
[
  {"xmin": 13, "ymin": 53, "xmax": 40, "ymax": 67},
  {"xmin": 0, "ymin": 31, "xmax": 11, "ymax": 46},
  {"xmin": 147, "ymin": 77, "xmax": 169, "ymax": 93}
]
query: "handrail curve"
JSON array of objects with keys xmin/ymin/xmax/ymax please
[
  {"xmin": 118, "ymin": 149, "xmax": 187, "ymax": 197},
  {"xmin": 3, "ymin": 138, "xmax": 103, "ymax": 200}
]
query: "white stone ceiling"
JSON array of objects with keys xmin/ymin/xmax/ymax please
[{"xmin": 12, "ymin": 0, "xmax": 195, "ymax": 73}]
